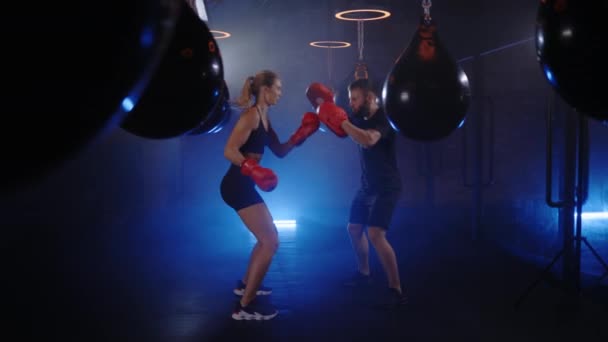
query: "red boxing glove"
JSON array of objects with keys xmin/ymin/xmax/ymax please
[
  {"xmin": 306, "ymin": 82, "xmax": 335, "ymax": 109},
  {"xmin": 317, "ymin": 102, "xmax": 348, "ymax": 138},
  {"xmin": 288, "ymin": 112, "xmax": 320, "ymax": 146},
  {"xmin": 241, "ymin": 159, "xmax": 278, "ymax": 192}
]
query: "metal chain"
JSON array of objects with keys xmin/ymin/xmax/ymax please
[
  {"xmin": 327, "ymin": 48, "xmax": 333, "ymax": 83},
  {"xmin": 357, "ymin": 20, "xmax": 365, "ymax": 61},
  {"xmin": 422, "ymin": 0, "xmax": 432, "ymax": 23}
]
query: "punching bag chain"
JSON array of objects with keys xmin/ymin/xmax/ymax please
[
  {"xmin": 422, "ymin": 0, "xmax": 432, "ymax": 24},
  {"xmin": 355, "ymin": 20, "xmax": 368, "ymax": 80},
  {"xmin": 357, "ymin": 20, "xmax": 365, "ymax": 61},
  {"xmin": 327, "ymin": 47, "xmax": 333, "ymax": 83}
]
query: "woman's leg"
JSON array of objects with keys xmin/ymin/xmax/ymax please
[
  {"xmin": 236, "ymin": 202, "xmax": 279, "ymax": 306},
  {"xmin": 241, "ymin": 243, "xmax": 260, "ymax": 285}
]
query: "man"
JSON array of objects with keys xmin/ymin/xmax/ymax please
[{"xmin": 311, "ymin": 79, "xmax": 407, "ymax": 309}]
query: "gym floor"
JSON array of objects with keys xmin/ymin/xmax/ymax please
[
  {"xmin": 6, "ymin": 203, "xmax": 607, "ymax": 341},
  {"xmin": 115, "ymin": 205, "xmax": 608, "ymax": 341}
]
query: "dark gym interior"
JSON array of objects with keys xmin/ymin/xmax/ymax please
[{"xmin": 2, "ymin": 1, "xmax": 607, "ymax": 341}]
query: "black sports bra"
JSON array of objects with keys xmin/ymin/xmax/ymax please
[{"xmin": 239, "ymin": 107, "xmax": 269, "ymax": 155}]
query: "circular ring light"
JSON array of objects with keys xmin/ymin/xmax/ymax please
[
  {"xmin": 309, "ymin": 41, "xmax": 352, "ymax": 48},
  {"xmin": 335, "ymin": 9, "xmax": 391, "ymax": 21},
  {"xmin": 210, "ymin": 30, "xmax": 231, "ymax": 39}
]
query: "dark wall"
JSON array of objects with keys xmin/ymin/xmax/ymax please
[{"xmin": 2, "ymin": 0, "xmax": 606, "ymax": 278}]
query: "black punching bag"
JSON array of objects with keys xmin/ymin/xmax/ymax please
[
  {"xmin": 121, "ymin": 4, "xmax": 225, "ymax": 138},
  {"xmin": 188, "ymin": 80, "xmax": 232, "ymax": 135},
  {"xmin": 382, "ymin": 17, "xmax": 471, "ymax": 141},
  {"xmin": 536, "ymin": 0, "xmax": 607, "ymax": 121},
  {"xmin": 1, "ymin": 0, "xmax": 179, "ymax": 193}
]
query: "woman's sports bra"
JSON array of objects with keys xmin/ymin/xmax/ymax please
[{"xmin": 239, "ymin": 107, "xmax": 269, "ymax": 155}]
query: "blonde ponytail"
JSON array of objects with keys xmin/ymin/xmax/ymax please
[
  {"xmin": 235, "ymin": 70, "xmax": 279, "ymax": 109},
  {"xmin": 236, "ymin": 76, "xmax": 255, "ymax": 109}
]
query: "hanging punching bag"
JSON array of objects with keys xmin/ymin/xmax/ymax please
[
  {"xmin": 188, "ymin": 80, "xmax": 232, "ymax": 135},
  {"xmin": 1, "ymin": 0, "xmax": 179, "ymax": 194},
  {"xmin": 120, "ymin": 4, "xmax": 225, "ymax": 138},
  {"xmin": 382, "ymin": 16, "xmax": 471, "ymax": 141},
  {"xmin": 536, "ymin": 0, "xmax": 607, "ymax": 121}
]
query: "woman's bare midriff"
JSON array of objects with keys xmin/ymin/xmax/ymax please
[{"xmin": 243, "ymin": 152, "xmax": 262, "ymax": 163}]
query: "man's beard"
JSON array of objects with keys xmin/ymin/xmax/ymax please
[{"xmin": 352, "ymin": 100, "xmax": 371, "ymax": 119}]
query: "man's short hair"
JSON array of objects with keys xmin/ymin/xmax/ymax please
[{"xmin": 348, "ymin": 78, "xmax": 377, "ymax": 96}]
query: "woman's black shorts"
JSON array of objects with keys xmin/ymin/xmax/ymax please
[{"xmin": 220, "ymin": 165, "xmax": 264, "ymax": 211}]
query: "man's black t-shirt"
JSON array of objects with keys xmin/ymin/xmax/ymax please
[{"xmin": 350, "ymin": 107, "xmax": 402, "ymax": 192}]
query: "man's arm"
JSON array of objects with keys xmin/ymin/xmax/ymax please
[{"xmin": 342, "ymin": 121, "xmax": 381, "ymax": 148}]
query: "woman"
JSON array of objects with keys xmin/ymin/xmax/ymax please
[{"xmin": 221, "ymin": 70, "xmax": 319, "ymax": 320}]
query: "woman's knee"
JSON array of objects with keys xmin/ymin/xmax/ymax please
[{"xmin": 260, "ymin": 229, "xmax": 279, "ymax": 253}]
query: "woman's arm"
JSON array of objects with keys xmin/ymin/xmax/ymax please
[{"xmin": 267, "ymin": 123, "xmax": 295, "ymax": 158}]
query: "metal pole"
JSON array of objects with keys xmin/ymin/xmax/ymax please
[
  {"xmin": 560, "ymin": 104, "xmax": 578, "ymax": 294},
  {"xmin": 573, "ymin": 113, "xmax": 589, "ymax": 294},
  {"xmin": 425, "ymin": 144, "xmax": 435, "ymax": 209},
  {"xmin": 471, "ymin": 55, "xmax": 484, "ymax": 240}
]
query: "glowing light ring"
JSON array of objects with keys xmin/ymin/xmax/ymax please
[
  {"xmin": 309, "ymin": 41, "xmax": 352, "ymax": 48},
  {"xmin": 335, "ymin": 9, "xmax": 391, "ymax": 21},
  {"xmin": 210, "ymin": 30, "xmax": 231, "ymax": 39}
]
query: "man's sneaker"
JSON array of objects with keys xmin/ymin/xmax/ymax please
[
  {"xmin": 374, "ymin": 288, "xmax": 408, "ymax": 310},
  {"xmin": 232, "ymin": 299, "xmax": 278, "ymax": 321},
  {"xmin": 343, "ymin": 271, "xmax": 372, "ymax": 288},
  {"xmin": 233, "ymin": 280, "xmax": 272, "ymax": 296}
]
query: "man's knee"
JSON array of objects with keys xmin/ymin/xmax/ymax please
[
  {"xmin": 367, "ymin": 226, "xmax": 387, "ymax": 245},
  {"xmin": 347, "ymin": 223, "xmax": 364, "ymax": 236}
]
